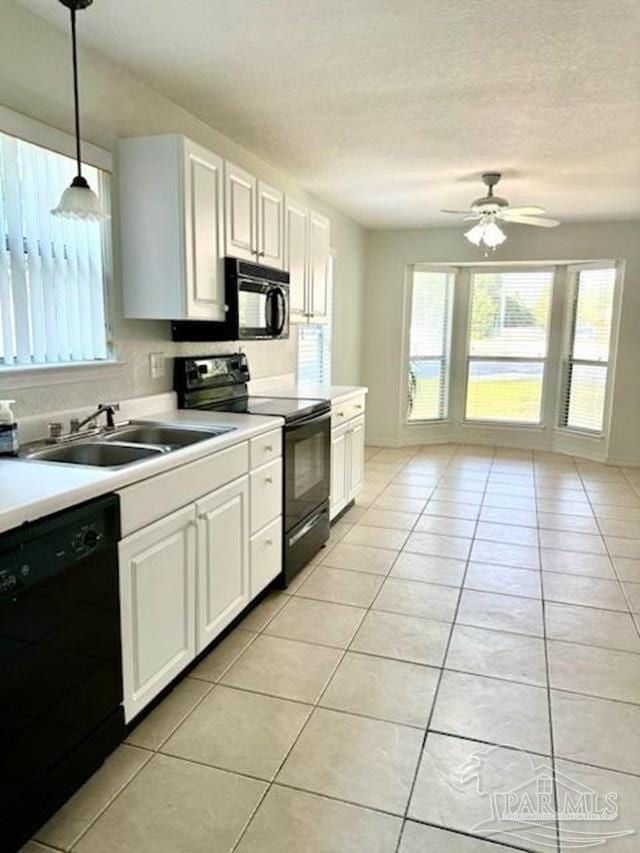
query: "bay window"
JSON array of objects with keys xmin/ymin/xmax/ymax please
[{"xmin": 404, "ymin": 262, "xmax": 619, "ymax": 438}]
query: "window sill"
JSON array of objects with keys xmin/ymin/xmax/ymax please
[
  {"xmin": 554, "ymin": 426, "xmax": 605, "ymax": 442},
  {"xmin": 460, "ymin": 419, "xmax": 546, "ymax": 431},
  {"xmin": 0, "ymin": 359, "xmax": 126, "ymax": 389}
]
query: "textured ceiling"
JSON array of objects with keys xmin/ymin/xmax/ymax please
[{"xmin": 17, "ymin": 0, "xmax": 640, "ymax": 227}]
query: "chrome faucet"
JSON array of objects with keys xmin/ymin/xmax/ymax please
[{"xmin": 70, "ymin": 403, "xmax": 120, "ymax": 434}]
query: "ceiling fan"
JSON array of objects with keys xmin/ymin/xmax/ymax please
[{"xmin": 442, "ymin": 172, "xmax": 560, "ymax": 249}]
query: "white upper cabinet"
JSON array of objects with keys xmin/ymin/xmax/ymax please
[
  {"xmin": 225, "ymin": 161, "xmax": 257, "ymax": 262},
  {"xmin": 119, "ymin": 134, "xmax": 330, "ymax": 324},
  {"xmin": 284, "ymin": 198, "xmax": 310, "ymax": 320},
  {"xmin": 308, "ymin": 211, "xmax": 331, "ymax": 323},
  {"xmin": 284, "ymin": 199, "xmax": 330, "ymax": 323},
  {"xmin": 184, "ymin": 139, "xmax": 226, "ymax": 319},
  {"xmin": 284, "ymin": 198, "xmax": 309, "ymax": 320},
  {"xmin": 257, "ymin": 181, "xmax": 284, "ymax": 269},
  {"xmin": 119, "ymin": 135, "xmax": 225, "ymax": 321}
]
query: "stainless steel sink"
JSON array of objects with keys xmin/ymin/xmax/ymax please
[
  {"xmin": 104, "ymin": 424, "xmax": 232, "ymax": 447},
  {"xmin": 26, "ymin": 442, "xmax": 163, "ymax": 467}
]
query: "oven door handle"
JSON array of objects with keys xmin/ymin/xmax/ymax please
[
  {"xmin": 289, "ymin": 509, "xmax": 328, "ymax": 547},
  {"xmin": 286, "ymin": 409, "xmax": 331, "ymax": 429}
]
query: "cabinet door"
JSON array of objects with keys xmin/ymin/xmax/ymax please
[
  {"xmin": 308, "ymin": 210, "xmax": 331, "ymax": 322},
  {"xmin": 347, "ymin": 416, "xmax": 366, "ymax": 501},
  {"xmin": 183, "ymin": 139, "xmax": 225, "ymax": 320},
  {"xmin": 284, "ymin": 198, "xmax": 309, "ymax": 321},
  {"xmin": 225, "ymin": 161, "xmax": 257, "ymax": 261},
  {"xmin": 257, "ymin": 181, "xmax": 284, "ymax": 269},
  {"xmin": 119, "ymin": 505, "xmax": 196, "ymax": 722},
  {"xmin": 330, "ymin": 423, "xmax": 349, "ymax": 519},
  {"xmin": 196, "ymin": 476, "xmax": 249, "ymax": 652}
]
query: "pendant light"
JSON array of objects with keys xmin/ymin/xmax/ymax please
[{"xmin": 51, "ymin": 0, "xmax": 108, "ymax": 221}]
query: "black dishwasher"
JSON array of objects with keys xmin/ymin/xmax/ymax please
[{"xmin": 0, "ymin": 494, "xmax": 125, "ymax": 852}]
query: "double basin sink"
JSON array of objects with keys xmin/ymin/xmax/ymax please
[{"xmin": 23, "ymin": 424, "xmax": 235, "ymax": 468}]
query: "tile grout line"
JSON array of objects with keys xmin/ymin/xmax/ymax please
[
  {"xmin": 534, "ymin": 452, "xmax": 563, "ymax": 853},
  {"xmin": 394, "ymin": 444, "xmax": 497, "ymax": 853}
]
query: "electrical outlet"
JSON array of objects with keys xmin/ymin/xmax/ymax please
[{"xmin": 149, "ymin": 352, "xmax": 166, "ymax": 379}]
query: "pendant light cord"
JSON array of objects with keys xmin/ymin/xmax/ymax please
[{"xmin": 70, "ymin": 6, "xmax": 83, "ymax": 178}]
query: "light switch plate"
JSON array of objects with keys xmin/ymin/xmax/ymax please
[{"xmin": 149, "ymin": 352, "xmax": 166, "ymax": 379}]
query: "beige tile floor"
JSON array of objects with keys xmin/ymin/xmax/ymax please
[{"xmin": 25, "ymin": 444, "xmax": 640, "ymax": 853}]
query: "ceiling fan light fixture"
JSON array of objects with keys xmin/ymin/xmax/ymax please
[
  {"xmin": 464, "ymin": 218, "xmax": 506, "ymax": 249},
  {"xmin": 51, "ymin": 0, "xmax": 109, "ymax": 222}
]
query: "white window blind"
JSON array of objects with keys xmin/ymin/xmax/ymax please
[
  {"xmin": 407, "ymin": 268, "xmax": 453, "ymax": 421},
  {"xmin": 465, "ymin": 269, "xmax": 553, "ymax": 424},
  {"xmin": 561, "ymin": 266, "xmax": 616, "ymax": 433},
  {"xmin": 297, "ymin": 255, "xmax": 333, "ymax": 384},
  {"xmin": 0, "ymin": 130, "xmax": 109, "ymax": 367}
]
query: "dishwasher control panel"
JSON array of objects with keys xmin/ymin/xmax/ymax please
[{"xmin": 0, "ymin": 494, "xmax": 119, "ymax": 600}]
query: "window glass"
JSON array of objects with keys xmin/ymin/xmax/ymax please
[
  {"xmin": 562, "ymin": 267, "xmax": 616, "ymax": 433},
  {"xmin": 465, "ymin": 270, "xmax": 553, "ymax": 424},
  {"xmin": 0, "ymin": 130, "xmax": 110, "ymax": 366},
  {"xmin": 407, "ymin": 269, "xmax": 453, "ymax": 421}
]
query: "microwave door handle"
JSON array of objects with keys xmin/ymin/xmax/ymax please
[
  {"xmin": 274, "ymin": 288, "xmax": 286, "ymax": 336},
  {"xmin": 265, "ymin": 289, "xmax": 276, "ymax": 335}
]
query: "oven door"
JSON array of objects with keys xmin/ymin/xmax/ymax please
[
  {"xmin": 237, "ymin": 280, "xmax": 289, "ymax": 339},
  {"xmin": 284, "ymin": 410, "xmax": 331, "ymax": 532}
]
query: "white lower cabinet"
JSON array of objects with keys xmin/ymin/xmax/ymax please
[
  {"xmin": 330, "ymin": 413, "xmax": 366, "ymax": 520},
  {"xmin": 348, "ymin": 417, "xmax": 365, "ymax": 501},
  {"xmin": 196, "ymin": 476, "xmax": 249, "ymax": 652},
  {"xmin": 119, "ymin": 505, "xmax": 197, "ymax": 722},
  {"xmin": 250, "ymin": 516, "xmax": 282, "ymax": 596},
  {"xmin": 330, "ymin": 422, "xmax": 349, "ymax": 515},
  {"xmin": 119, "ymin": 438, "xmax": 283, "ymax": 723}
]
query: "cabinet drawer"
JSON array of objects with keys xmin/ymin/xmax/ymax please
[
  {"xmin": 250, "ymin": 428, "xmax": 282, "ymax": 468},
  {"xmin": 250, "ymin": 516, "xmax": 282, "ymax": 596},
  {"xmin": 119, "ymin": 442, "xmax": 248, "ymax": 536},
  {"xmin": 250, "ymin": 458, "xmax": 282, "ymax": 533},
  {"xmin": 345, "ymin": 394, "xmax": 366, "ymax": 421},
  {"xmin": 332, "ymin": 394, "xmax": 366, "ymax": 427}
]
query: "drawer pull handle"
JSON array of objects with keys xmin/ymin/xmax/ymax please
[
  {"xmin": 265, "ymin": 538, "xmax": 273, "ymax": 546},
  {"xmin": 265, "ymin": 444, "xmax": 273, "ymax": 452},
  {"xmin": 265, "ymin": 476, "xmax": 274, "ymax": 484},
  {"xmin": 337, "ymin": 412, "xmax": 345, "ymax": 417},
  {"xmin": 355, "ymin": 404, "xmax": 362, "ymax": 410}
]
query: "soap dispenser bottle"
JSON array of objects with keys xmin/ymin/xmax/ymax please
[{"xmin": 0, "ymin": 400, "xmax": 19, "ymax": 456}]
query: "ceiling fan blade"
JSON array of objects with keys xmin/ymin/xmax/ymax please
[
  {"xmin": 502, "ymin": 205, "xmax": 546, "ymax": 216},
  {"xmin": 440, "ymin": 209, "xmax": 473, "ymax": 215},
  {"xmin": 463, "ymin": 214, "xmax": 481, "ymax": 221},
  {"xmin": 503, "ymin": 215, "xmax": 560, "ymax": 227}
]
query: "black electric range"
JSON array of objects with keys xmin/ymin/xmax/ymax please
[{"xmin": 174, "ymin": 353, "xmax": 331, "ymax": 584}]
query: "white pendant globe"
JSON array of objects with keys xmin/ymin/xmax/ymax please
[{"xmin": 51, "ymin": 176, "xmax": 109, "ymax": 221}]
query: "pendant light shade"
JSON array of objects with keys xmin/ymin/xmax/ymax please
[
  {"xmin": 52, "ymin": 0, "xmax": 109, "ymax": 221},
  {"xmin": 51, "ymin": 175, "xmax": 104, "ymax": 220}
]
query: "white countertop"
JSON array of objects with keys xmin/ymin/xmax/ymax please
[{"xmin": 0, "ymin": 410, "xmax": 282, "ymax": 536}]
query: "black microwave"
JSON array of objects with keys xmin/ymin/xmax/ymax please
[{"xmin": 172, "ymin": 258, "xmax": 290, "ymax": 342}]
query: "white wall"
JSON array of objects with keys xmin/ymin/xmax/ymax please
[
  {"xmin": 362, "ymin": 220, "xmax": 640, "ymax": 465},
  {"xmin": 0, "ymin": 1, "xmax": 365, "ymax": 416}
]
